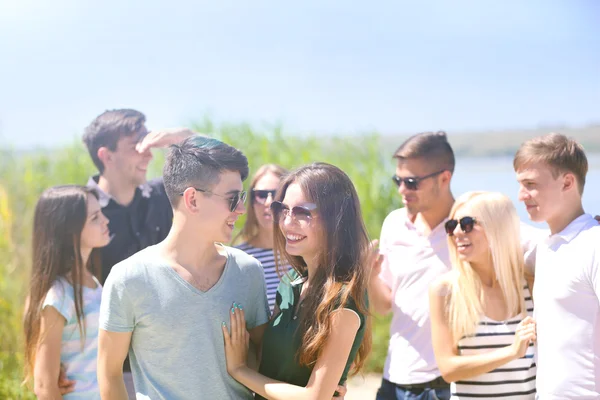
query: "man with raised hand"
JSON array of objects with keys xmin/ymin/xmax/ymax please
[{"xmin": 370, "ymin": 131, "xmax": 455, "ymax": 400}]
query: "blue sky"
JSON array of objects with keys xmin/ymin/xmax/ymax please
[{"xmin": 1, "ymin": 0, "xmax": 599, "ymax": 149}]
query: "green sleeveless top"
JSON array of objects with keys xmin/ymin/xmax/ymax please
[{"xmin": 257, "ymin": 270, "xmax": 367, "ymax": 399}]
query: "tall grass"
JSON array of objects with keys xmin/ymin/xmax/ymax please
[{"xmin": 0, "ymin": 121, "xmax": 401, "ymax": 398}]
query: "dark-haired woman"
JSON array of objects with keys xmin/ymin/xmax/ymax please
[
  {"xmin": 23, "ymin": 185, "xmax": 110, "ymax": 399},
  {"xmin": 234, "ymin": 163, "xmax": 288, "ymax": 313},
  {"xmin": 222, "ymin": 162, "xmax": 372, "ymax": 399}
]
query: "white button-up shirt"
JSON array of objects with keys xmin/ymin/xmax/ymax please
[
  {"xmin": 533, "ymin": 214, "xmax": 600, "ymax": 399},
  {"xmin": 378, "ymin": 208, "xmax": 451, "ymax": 385}
]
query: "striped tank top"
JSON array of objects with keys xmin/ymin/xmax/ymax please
[
  {"xmin": 451, "ymin": 281, "xmax": 536, "ymax": 399},
  {"xmin": 236, "ymin": 243, "xmax": 289, "ymax": 313}
]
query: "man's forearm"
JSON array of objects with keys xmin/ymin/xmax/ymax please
[{"xmin": 369, "ymin": 277, "xmax": 392, "ymax": 315}]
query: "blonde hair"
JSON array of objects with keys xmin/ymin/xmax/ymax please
[
  {"xmin": 513, "ymin": 133, "xmax": 588, "ymax": 194},
  {"xmin": 446, "ymin": 191, "xmax": 526, "ymax": 343}
]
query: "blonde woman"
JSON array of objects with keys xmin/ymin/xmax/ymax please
[
  {"xmin": 234, "ymin": 164, "xmax": 289, "ymax": 313},
  {"xmin": 429, "ymin": 191, "xmax": 537, "ymax": 399}
]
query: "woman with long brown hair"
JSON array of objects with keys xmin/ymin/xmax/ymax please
[
  {"xmin": 222, "ymin": 162, "xmax": 372, "ymax": 399},
  {"xmin": 23, "ymin": 185, "xmax": 110, "ymax": 399},
  {"xmin": 234, "ymin": 163, "xmax": 288, "ymax": 313}
]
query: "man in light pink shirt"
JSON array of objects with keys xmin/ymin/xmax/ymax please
[{"xmin": 371, "ymin": 131, "xmax": 455, "ymax": 400}]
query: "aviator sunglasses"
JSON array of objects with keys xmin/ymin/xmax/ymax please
[
  {"xmin": 180, "ymin": 188, "xmax": 247, "ymax": 212},
  {"xmin": 444, "ymin": 216, "xmax": 477, "ymax": 236},
  {"xmin": 252, "ymin": 189, "xmax": 277, "ymax": 205},
  {"xmin": 270, "ymin": 201, "xmax": 317, "ymax": 224},
  {"xmin": 392, "ymin": 170, "xmax": 445, "ymax": 191}
]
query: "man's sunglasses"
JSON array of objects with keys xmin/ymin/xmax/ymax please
[
  {"xmin": 181, "ymin": 188, "xmax": 247, "ymax": 212},
  {"xmin": 270, "ymin": 201, "xmax": 317, "ymax": 224},
  {"xmin": 445, "ymin": 216, "xmax": 477, "ymax": 236},
  {"xmin": 252, "ymin": 189, "xmax": 277, "ymax": 205},
  {"xmin": 392, "ymin": 170, "xmax": 445, "ymax": 191}
]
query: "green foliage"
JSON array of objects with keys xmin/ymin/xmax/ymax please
[{"xmin": 0, "ymin": 121, "xmax": 401, "ymax": 395}]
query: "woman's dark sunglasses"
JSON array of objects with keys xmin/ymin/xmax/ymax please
[
  {"xmin": 445, "ymin": 216, "xmax": 477, "ymax": 236},
  {"xmin": 181, "ymin": 188, "xmax": 247, "ymax": 212},
  {"xmin": 392, "ymin": 170, "xmax": 445, "ymax": 191},
  {"xmin": 252, "ymin": 189, "xmax": 277, "ymax": 205},
  {"xmin": 270, "ymin": 201, "xmax": 317, "ymax": 223}
]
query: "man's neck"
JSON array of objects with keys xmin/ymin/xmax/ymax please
[
  {"xmin": 547, "ymin": 201, "xmax": 585, "ymax": 235},
  {"xmin": 413, "ymin": 192, "xmax": 455, "ymax": 234},
  {"xmin": 97, "ymin": 173, "xmax": 137, "ymax": 206},
  {"xmin": 159, "ymin": 217, "xmax": 223, "ymax": 272}
]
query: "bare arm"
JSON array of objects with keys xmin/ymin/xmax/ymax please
[
  {"xmin": 525, "ymin": 272, "xmax": 535, "ymax": 296},
  {"xmin": 369, "ymin": 275, "xmax": 392, "ymax": 315},
  {"xmin": 429, "ymin": 278, "xmax": 536, "ymax": 383},
  {"xmin": 33, "ymin": 307, "xmax": 65, "ymax": 400},
  {"xmin": 97, "ymin": 329, "xmax": 132, "ymax": 400},
  {"xmin": 367, "ymin": 239, "xmax": 392, "ymax": 315},
  {"xmin": 224, "ymin": 307, "xmax": 360, "ymax": 400}
]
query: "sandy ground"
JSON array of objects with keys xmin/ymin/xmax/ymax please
[{"xmin": 345, "ymin": 373, "xmax": 382, "ymax": 400}]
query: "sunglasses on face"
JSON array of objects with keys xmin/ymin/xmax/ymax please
[
  {"xmin": 445, "ymin": 216, "xmax": 477, "ymax": 236},
  {"xmin": 252, "ymin": 189, "xmax": 277, "ymax": 204},
  {"xmin": 270, "ymin": 201, "xmax": 317, "ymax": 224},
  {"xmin": 180, "ymin": 188, "xmax": 247, "ymax": 212},
  {"xmin": 392, "ymin": 170, "xmax": 445, "ymax": 191}
]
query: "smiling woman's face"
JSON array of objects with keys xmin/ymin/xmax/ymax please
[
  {"xmin": 278, "ymin": 183, "xmax": 321, "ymax": 263},
  {"xmin": 451, "ymin": 204, "xmax": 490, "ymax": 266}
]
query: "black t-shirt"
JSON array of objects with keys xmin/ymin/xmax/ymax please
[
  {"xmin": 88, "ymin": 176, "xmax": 173, "ymax": 373},
  {"xmin": 88, "ymin": 176, "xmax": 173, "ymax": 283}
]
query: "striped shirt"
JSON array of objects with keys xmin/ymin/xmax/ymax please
[
  {"xmin": 42, "ymin": 276, "xmax": 102, "ymax": 399},
  {"xmin": 451, "ymin": 282, "xmax": 536, "ymax": 399},
  {"xmin": 236, "ymin": 243, "xmax": 287, "ymax": 313}
]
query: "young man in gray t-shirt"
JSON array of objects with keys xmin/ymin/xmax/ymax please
[{"xmin": 98, "ymin": 136, "xmax": 270, "ymax": 399}]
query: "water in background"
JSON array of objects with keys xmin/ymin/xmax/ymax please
[{"xmin": 451, "ymin": 153, "xmax": 600, "ymax": 228}]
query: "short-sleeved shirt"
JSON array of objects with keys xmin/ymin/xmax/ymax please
[
  {"xmin": 99, "ymin": 244, "xmax": 270, "ymax": 400},
  {"xmin": 532, "ymin": 214, "xmax": 600, "ymax": 398},
  {"xmin": 235, "ymin": 243, "xmax": 289, "ymax": 313},
  {"xmin": 42, "ymin": 277, "xmax": 102, "ymax": 399},
  {"xmin": 378, "ymin": 208, "xmax": 451, "ymax": 385},
  {"xmin": 86, "ymin": 176, "xmax": 173, "ymax": 283},
  {"xmin": 378, "ymin": 208, "xmax": 546, "ymax": 386},
  {"xmin": 257, "ymin": 270, "xmax": 367, "ymax": 399}
]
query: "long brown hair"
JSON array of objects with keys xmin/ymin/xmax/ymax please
[
  {"xmin": 233, "ymin": 163, "xmax": 288, "ymax": 245},
  {"xmin": 273, "ymin": 162, "xmax": 372, "ymax": 375},
  {"xmin": 23, "ymin": 185, "xmax": 101, "ymax": 385}
]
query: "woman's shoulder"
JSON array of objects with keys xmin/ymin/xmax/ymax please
[{"xmin": 429, "ymin": 271, "xmax": 455, "ymax": 297}]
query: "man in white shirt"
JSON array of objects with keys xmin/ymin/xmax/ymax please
[
  {"xmin": 370, "ymin": 131, "xmax": 455, "ymax": 400},
  {"xmin": 370, "ymin": 131, "xmax": 551, "ymax": 400},
  {"xmin": 514, "ymin": 133, "xmax": 600, "ymax": 399}
]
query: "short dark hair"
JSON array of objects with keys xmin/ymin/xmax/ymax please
[
  {"xmin": 393, "ymin": 131, "xmax": 455, "ymax": 173},
  {"xmin": 163, "ymin": 136, "xmax": 249, "ymax": 207},
  {"xmin": 82, "ymin": 109, "xmax": 147, "ymax": 173}
]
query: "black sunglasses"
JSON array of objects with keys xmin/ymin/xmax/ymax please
[
  {"xmin": 270, "ymin": 201, "xmax": 317, "ymax": 224},
  {"xmin": 181, "ymin": 188, "xmax": 247, "ymax": 212},
  {"xmin": 445, "ymin": 216, "xmax": 477, "ymax": 236},
  {"xmin": 392, "ymin": 170, "xmax": 446, "ymax": 191},
  {"xmin": 252, "ymin": 189, "xmax": 277, "ymax": 204}
]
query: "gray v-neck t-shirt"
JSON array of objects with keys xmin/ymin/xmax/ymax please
[{"xmin": 99, "ymin": 244, "xmax": 270, "ymax": 399}]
